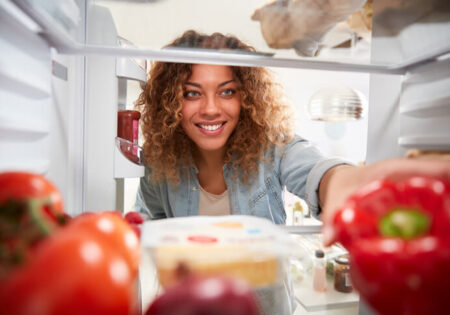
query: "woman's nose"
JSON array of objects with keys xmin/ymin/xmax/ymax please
[{"xmin": 200, "ymin": 94, "xmax": 221, "ymax": 116}]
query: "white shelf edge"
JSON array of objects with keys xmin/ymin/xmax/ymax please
[
  {"xmin": 0, "ymin": 122, "xmax": 49, "ymax": 140},
  {"xmin": 0, "ymin": 62, "xmax": 50, "ymax": 99},
  {"xmin": 116, "ymin": 57, "xmax": 147, "ymax": 82},
  {"xmin": 0, "ymin": 0, "xmax": 41, "ymax": 33},
  {"xmin": 400, "ymin": 96, "xmax": 450, "ymax": 118},
  {"xmin": 114, "ymin": 140, "xmax": 145, "ymax": 179},
  {"xmin": 398, "ymin": 136, "xmax": 450, "ymax": 150},
  {"xmin": 67, "ymin": 44, "xmax": 407, "ymax": 75},
  {"xmin": 283, "ymin": 224, "xmax": 322, "ymax": 235}
]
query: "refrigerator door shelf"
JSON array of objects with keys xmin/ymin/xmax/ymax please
[
  {"xmin": 114, "ymin": 137, "xmax": 144, "ymax": 178},
  {"xmin": 400, "ymin": 96, "xmax": 450, "ymax": 118},
  {"xmin": 398, "ymin": 136, "xmax": 450, "ymax": 150},
  {"xmin": 116, "ymin": 57, "xmax": 147, "ymax": 83},
  {"xmin": 400, "ymin": 58, "xmax": 450, "ymax": 118}
]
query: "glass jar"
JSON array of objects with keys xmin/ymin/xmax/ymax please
[
  {"xmin": 117, "ymin": 110, "xmax": 141, "ymax": 144},
  {"xmin": 117, "ymin": 110, "xmax": 141, "ymax": 163},
  {"xmin": 334, "ymin": 255, "xmax": 353, "ymax": 293}
]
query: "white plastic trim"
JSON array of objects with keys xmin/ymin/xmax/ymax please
[
  {"xmin": 116, "ymin": 57, "xmax": 146, "ymax": 83},
  {"xmin": 114, "ymin": 141, "xmax": 145, "ymax": 178}
]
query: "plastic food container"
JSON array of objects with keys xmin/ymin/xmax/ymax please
[{"xmin": 141, "ymin": 215, "xmax": 297, "ymax": 314}]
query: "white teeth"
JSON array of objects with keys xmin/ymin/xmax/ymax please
[{"xmin": 199, "ymin": 123, "xmax": 223, "ymax": 131}]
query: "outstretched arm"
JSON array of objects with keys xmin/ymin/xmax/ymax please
[{"xmin": 318, "ymin": 158, "xmax": 450, "ymax": 245}]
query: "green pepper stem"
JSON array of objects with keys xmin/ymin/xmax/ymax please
[{"xmin": 379, "ymin": 208, "xmax": 430, "ymax": 239}]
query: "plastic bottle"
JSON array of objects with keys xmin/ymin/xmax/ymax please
[
  {"xmin": 313, "ymin": 249, "xmax": 327, "ymax": 292},
  {"xmin": 292, "ymin": 201, "xmax": 304, "ymax": 225}
]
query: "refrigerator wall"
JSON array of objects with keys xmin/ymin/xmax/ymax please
[{"xmin": 0, "ymin": 0, "xmax": 87, "ymax": 215}]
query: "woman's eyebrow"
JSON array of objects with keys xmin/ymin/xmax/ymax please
[
  {"xmin": 185, "ymin": 82, "xmax": 201, "ymax": 88},
  {"xmin": 185, "ymin": 80, "xmax": 235, "ymax": 88},
  {"xmin": 218, "ymin": 80, "xmax": 234, "ymax": 87}
]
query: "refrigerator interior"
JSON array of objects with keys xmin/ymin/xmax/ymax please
[{"xmin": 1, "ymin": 0, "xmax": 449, "ymax": 314}]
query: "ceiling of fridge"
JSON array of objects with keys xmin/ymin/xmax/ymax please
[{"xmin": 10, "ymin": 0, "xmax": 450, "ymax": 74}]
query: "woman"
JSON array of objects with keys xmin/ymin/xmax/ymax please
[
  {"xmin": 135, "ymin": 29, "xmax": 450, "ymax": 242},
  {"xmin": 134, "ymin": 29, "xmax": 348, "ymax": 225}
]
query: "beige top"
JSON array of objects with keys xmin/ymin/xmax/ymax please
[{"xmin": 198, "ymin": 185, "xmax": 231, "ymax": 216}]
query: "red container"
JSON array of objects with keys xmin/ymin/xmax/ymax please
[{"xmin": 117, "ymin": 110, "xmax": 141, "ymax": 163}]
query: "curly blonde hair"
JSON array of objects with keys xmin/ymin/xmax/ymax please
[{"xmin": 136, "ymin": 30, "xmax": 294, "ymax": 185}]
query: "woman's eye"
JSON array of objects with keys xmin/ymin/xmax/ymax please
[
  {"xmin": 220, "ymin": 89, "xmax": 236, "ymax": 97},
  {"xmin": 183, "ymin": 90, "xmax": 200, "ymax": 99}
]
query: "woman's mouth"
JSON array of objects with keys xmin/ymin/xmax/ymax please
[{"xmin": 196, "ymin": 122, "xmax": 226, "ymax": 134}]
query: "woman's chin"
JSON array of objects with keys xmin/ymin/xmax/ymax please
[{"xmin": 194, "ymin": 140, "xmax": 228, "ymax": 153}]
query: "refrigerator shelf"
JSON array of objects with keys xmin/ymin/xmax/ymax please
[
  {"xmin": 283, "ymin": 225, "xmax": 322, "ymax": 235},
  {"xmin": 293, "ymin": 276, "xmax": 359, "ymax": 313},
  {"xmin": 10, "ymin": 0, "xmax": 450, "ymax": 75},
  {"xmin": 400, "ymin": 96, "xmax": 450, "ymax": 118},
  {"xmin": 0, "ymin": 121, "xmax": 48, "ymax": 140}
]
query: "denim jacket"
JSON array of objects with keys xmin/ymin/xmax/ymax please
[{"xmin": 134, "ymin": 135, "xmax": 348, "ymax": 223}]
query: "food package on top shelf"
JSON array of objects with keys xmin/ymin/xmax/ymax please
[
  {"xmin": 251, "ymin": 0, "xmax": 369, "ymax": 56},
  {"xmin": 141, "ymin": 215, "xmax": 299, "ymax": 314},
  {"xmin": 347, "ymin": 0, "xmax": 373, "ymax": 33}
]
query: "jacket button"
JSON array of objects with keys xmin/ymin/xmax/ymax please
[{"xmin": 193, "ymin": 186, "xmax": 197, "ymax": 191}]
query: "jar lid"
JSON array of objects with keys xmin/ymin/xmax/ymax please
[
  {"xmin": 315, "ymin": 249, "xmax": 325, "ymax": 258},
  {"xmin": 335, "ymin": 255, "xmax": 350, "ymax": 265}
]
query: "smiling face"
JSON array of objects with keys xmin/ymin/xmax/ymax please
[{"xmin": 180, "ymin": 64, "xmax": 241, "ymax": 156}]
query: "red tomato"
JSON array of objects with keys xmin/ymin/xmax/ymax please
[
  {"xmin": 0, "ymin": 213, "xmax": 140, "ymax": 315},
  {"xmin": 0, "ymin": 171, "xmax": 63, "ymax": 213},
  {"xmin": 124, "ymin": 211, "xmax": 144, "ymax": 224},
  {"xmin": 70, "ymin": 213, "xmax": 141, "ymax": 275},
  {"xmin": 0, "ymin": 172, "xmax": 66, "ymax": 278}
]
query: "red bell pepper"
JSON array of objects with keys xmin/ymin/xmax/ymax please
[{"xmin": 331, "ymin": 176, "xmax": 450, "ymax": 315}]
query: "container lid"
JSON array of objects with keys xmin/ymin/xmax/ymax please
[
  {"xmin": 141, "ymin": 215, "xmax": 297, "ymax": 261},
  {"xmin": 334, "ymin": 255, "xmax": 350, "ymax": 265}
]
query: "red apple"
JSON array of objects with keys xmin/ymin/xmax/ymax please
[{"xmin": 145, "ymin": 275, "xmax": 260, "ymax": 315}]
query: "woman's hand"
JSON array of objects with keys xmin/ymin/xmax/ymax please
[{"xmin": 319, "ymin": 158, "xmax": 450, "ymax": 245}]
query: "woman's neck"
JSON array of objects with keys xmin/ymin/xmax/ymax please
[
  {"xmin": 194, "ymin": 147, "xmax": 227, "ymax": 194},
  {"xmin": 194, "ymin": 147, "xmax": 226, "ymax": 171}
]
